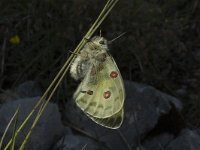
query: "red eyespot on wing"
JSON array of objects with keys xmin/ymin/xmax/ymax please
[
  {"xmin": 110, "ymin": 71, "xmax": 118, "ymax": 78},
  {"xmin": 103, "ymin": 91, "xmax": 111, "ymax": 99}
]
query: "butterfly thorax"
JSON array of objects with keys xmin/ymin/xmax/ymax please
[{"xmin": 70, "ymin": 36, "xmax": 109, "ymax": 80}]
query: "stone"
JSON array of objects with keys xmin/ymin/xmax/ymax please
[
  {"xmin": 0, "ymin": 97, "xmax": 64, "ymax": 150},
  {"xmin": 0, "ymin": 81, "xmax": 42, "ymax": 104},
  {"xmin": 16, "ymin": 81, "xmax": 42, "ymax": 98},
  {"xmin": 53, "ymin": 127, "xmax": 102, "ymax": 150},
  {"xmin": 166, "ymin": 129, "xmax": 200, "ymax": 150},
  {"xmin": 140, "ymin": 133, "xmax": 174, "ymax": 150}
]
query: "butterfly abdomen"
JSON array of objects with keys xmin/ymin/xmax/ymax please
[{"xmin": 70, "ymin": 55, "xmax": 91, "ymax": 80}]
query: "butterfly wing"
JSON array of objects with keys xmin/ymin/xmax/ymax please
[
  {"xmin": 73, "ymin": 54, "xmax": 125, "ymax": 121},
  {"xmin": 87, "ymin": 107, "xmax": 124, "ymax": 129}
]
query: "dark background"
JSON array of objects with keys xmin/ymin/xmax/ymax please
[{"xmin": 0, "ymin": 0, "xmax": 200, "ymax": 127}]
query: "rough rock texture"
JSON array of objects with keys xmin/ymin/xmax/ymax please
[
  {"xmin": 53, "ymin": 127, "xmax": 102, "ymax": 150},
  {"xmin": 16, "ymin": 80, "xmax": 42, "ymax": 98},
  {"xmin": 63, "ymin": 80, "xmax": 183, "ymax": 149},
  {"xmin": 141, "ymin": 133, "xmax": 174, "ymax": 150},
  {"xmin": 140, "ymin": 129, "xmax": 200, "ymax": 150},
  {"xmin": 0, "ymin": 81, "xmax": 42, "ymax": 103},
  {"xmin": 0, "ymin": 97, "xmax": 64, "ymax": 150},
  {"xmin": 165, "ymin": 129, "xmax": 200, "ymax": 150}
]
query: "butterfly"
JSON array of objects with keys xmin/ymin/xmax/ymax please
[{"xmin": 70, "ymin": 36, "xmax": 125, "ymax": 129}]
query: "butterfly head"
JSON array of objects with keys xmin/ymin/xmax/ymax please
[{"xmin": 90, "ymin": 36, "xmax": 108, "ymax": 50}]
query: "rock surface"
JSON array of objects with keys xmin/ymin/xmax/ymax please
[
  {"xmin": 53, "ymin": 127, "xmax": 102, "ymax": 150},
  {"xmin": 0, "ymin": 81, "xmax": 42, "ymax": 103},
  {"xmin": 166, "ymin": 129, "xmax": 200, "ymax": 150},
  {"xmin": 141, "ymin": 133, "xmax": 174, "ymax": 150},
  {"xmin": 0, "ymin": 97, "xmax": 64, "ymax": 150},
  {"xmin": 16, "ymin": 80, "xmax": 42, "ymax": 98},
  {"xmin": 139, "ymin": 129, "xmax": 200, "ymax": 150}
]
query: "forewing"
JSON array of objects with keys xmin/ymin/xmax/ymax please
[{"xmin": 73, "ymin": 54, "xmax": 125, "ymax": 119}]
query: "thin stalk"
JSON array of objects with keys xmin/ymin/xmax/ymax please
[
  {"xmin": 10, "ymin": 106, "xmax": 20, "ymax": 150},
  {"xmin": 0, "ymin": 106, "xmax": 20, "ymax": 150}
]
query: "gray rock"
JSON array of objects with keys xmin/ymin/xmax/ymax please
[
  {"xmin": 141, "ymin": 133, "xmax": 174, "ymax": 150},
  {"xmin": 16, "ymin": 81, "xmax": 42, "ymax": 98},
  {"xmin": 0, "ymin": 81, "xmax": 42, "ymax": 104},
  {"xmin": 140, "ymin": 129, "xmax": 200, "ymax": 150},
  {"xmin": 136, "ymin": 146, "xmax": 148, "ymax": 150},
  {"xmin": 64, "ymin": 80, "xmax": 183, "ymax": 149},
  {"xmin": 166, "ymin": 129, "xmax": 200, "ymax": 150},
  {"xmin": 53, "ymin": 127, "xmax": 102, "ymax": 150},
  {"xmin": 0, "ymin": 97, "xmax": 64, "ymax": 150}
]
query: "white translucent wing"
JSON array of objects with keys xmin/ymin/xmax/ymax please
[
  {"xmin": 87, "ymin": 107, "xmax": 124, "ymax": 129},
  {"xmin": 73, "ymin": 54, "xmax": 125, "ymax": 119}
]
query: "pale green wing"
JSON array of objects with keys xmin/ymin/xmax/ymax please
[
  {"xmin": 73, "ymin": 54, "xmax": 125, "ymax": 119},
  {"xmin": 87, "ymin": 107, "xmax": 124, "ymax": 129}
]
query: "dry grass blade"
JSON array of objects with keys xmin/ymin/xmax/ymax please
[
  {"xmin": 0, "ymin": 106, "xmax": 20, "ymax": 150},
  {"xmin": 81, "ymin": 144, "xmax": 87, "ymax": 150},
  {"xmin": 10, "ymin": 106, "xmax": 20, "ymax": 150}
]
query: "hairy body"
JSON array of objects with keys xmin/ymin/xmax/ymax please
[{"xmin": 70, "ymin": 36, "xmax": 108, "ymax": 80}]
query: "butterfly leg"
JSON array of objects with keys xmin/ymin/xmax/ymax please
[
  {"xmin": 81, "ymin": 90, "xmax": 93, "ymax": 95},
  {"xmin": 69, "ymin": 50, "xmax": 80, "ymax": 56}
]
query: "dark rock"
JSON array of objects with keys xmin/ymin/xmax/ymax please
[
  {"xmin": 140, "ymin": 129, "xmax": 200, "ymax": 150},
  {"xmin": 166, "ymin": 129, "xmax": 200, "ymax": 150},
  {"xmin": 0, "ymin": 81, "xmax": 42, "ymax": 104},
  {"xmin": 140, "ymin": 133, "xmax": 174, "ymax": 150},
  {"xmin": 16, "ymin": 81, "xmax": 42, "ymax": 98},
  {"xmin": 0, "ymin": 97, "xmax": 64, "ymax": 150},
  {"xmin": 53, "ymin": 127, "xmax": 102, "ymax": 150}
]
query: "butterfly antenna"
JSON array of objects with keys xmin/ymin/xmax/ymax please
[
  {"xmin": 108, "ymin": 32, "xmax": 126, "ymax": 44},
  {"xmin": 100, "ymin": 30, "xmax": 102, "ymax": 37}
]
